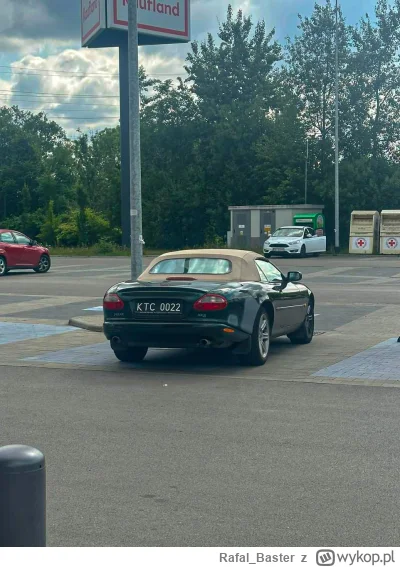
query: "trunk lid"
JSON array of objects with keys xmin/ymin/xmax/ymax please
[{"xmin": 111, "ymin": 279, "xmax": 232, "ymax": 322}]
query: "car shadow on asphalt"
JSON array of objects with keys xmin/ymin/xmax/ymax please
[
  {"xmin": 2, "ymin": 272, "xmax": 41, "ymax": 277},
  {"xmin": 124, "ymin": 338, "xmax": 296, "ymax": 372}
]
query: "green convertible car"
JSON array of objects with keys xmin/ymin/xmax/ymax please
[{"xmin": 103, "ymin": 249, "xmax": 315, "ymax": 366}]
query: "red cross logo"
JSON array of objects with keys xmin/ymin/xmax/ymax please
[
  {"xmin": 357, "ymin": 238, "xmax": 366, "ymax": 248},
  {"xmin": 387, "ymin": 238, "xmax": 398, "ymax": 249}
]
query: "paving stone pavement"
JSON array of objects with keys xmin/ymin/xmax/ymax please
[
  {"xmin": 0, "ymin": 321, "xmax": 77, "ymax": 345},
  {"xmin": 2, "ymin": 257, "xmax": 400, "ymax": 388},
  {"xmin": 314, "ymin": 338, "xmax": 400, "ymax": 380},
  {"xmin": 0, "ymin": 302, "xmax": 399, "ymax": 387}
]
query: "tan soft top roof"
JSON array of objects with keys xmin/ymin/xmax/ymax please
[{"xmin": 138, "ymin": 249, "xmax": 263, "ymax": 282}]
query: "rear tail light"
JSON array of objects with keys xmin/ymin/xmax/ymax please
[
  {"xmin": 193, "ymin": 294, "xmax": 228, "ymax": 312},
  {"xmin": 103, "ymin": 293, "xmax": 125, "ymax": 311}
]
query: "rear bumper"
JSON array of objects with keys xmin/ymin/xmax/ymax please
[{"xmin": 103, "ymin": 321, "xmax": 250, "ymax": 349}]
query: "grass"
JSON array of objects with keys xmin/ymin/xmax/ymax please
[
  {"xmin": 49, "ymin": 245, "xmax": 170, "ymax": 257},
  {"xmin": 48, "ymin": 243, "xmax": 351, "ymax": 257}
]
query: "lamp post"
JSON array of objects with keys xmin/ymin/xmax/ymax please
[
  {"xmin": 334, "ymin": 0, "xmax": 340, "ymax": 253},
  {"xmin": 305, "ymin": 138, "xmax": 309, "ymax": 205},
  {"xmin": 128, "ymin": 0, "xmax": 144, "ymax": 279}
]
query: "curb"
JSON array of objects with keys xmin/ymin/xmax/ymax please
[{"xmin": 68, "ymin": 317, "xmax": 103, "ymax": 333}]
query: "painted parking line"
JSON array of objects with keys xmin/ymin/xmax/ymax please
[
  {"xmin": 313, "ymin": 338, "xmax": 400, "ymax": 381},
  {"xmin": 0, "ymin": 322, "xmax": 77, "ymax": 346}
]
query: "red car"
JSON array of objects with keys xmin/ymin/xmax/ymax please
[{"xmin": 0, "ymin": 229, "xmax": 51, "ymax": 276}]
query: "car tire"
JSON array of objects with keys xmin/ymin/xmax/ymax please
[
  {"xmin": 287, "ymin": 301, "xmax": 314, "ymax": 345},
  {"xmin": 34, "ymin": 254, "xmax": 51, "ymax": 273},
  {"xmin": 264, "ymin": 252, "xmax": 271, "ymax": 258},
  {"xmin": 299, "ymin": 245, "xmax": 306, "ymax": 258},
  {"xmin": 238, "ymin": 308, "xmax": 270, "ymax": 366},
  {"xmin": 113, "ymin": 347, "xmax": 148, "ymax": 363},
  {"xmin": 0, "ymin": 256, "xmax": 8, "ymax": 277}
]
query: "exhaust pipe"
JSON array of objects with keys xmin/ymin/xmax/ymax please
[
  {"xmin": 199, "ymin": 339, "xmax": 212, "ymax": 347},
  {"xmin": 111, "ymin": 336, "xmax": 122, "ymax": 346}
]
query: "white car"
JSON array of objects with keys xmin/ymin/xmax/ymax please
[{"xmin": 263, "ymin": 226, "xmax": 326, "ymax": 258}]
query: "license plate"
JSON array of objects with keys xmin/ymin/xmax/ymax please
[
  {"xmin": 133, "ymin": 300, "xmax": 182, "ymax": 314},
  {"xmin": 275, "ymin": 248, "xmax": 286, "ymax": 252}
]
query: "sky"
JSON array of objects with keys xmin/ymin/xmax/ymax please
[{"xmin": 0, "ymin": 0, "xmax": 381, "ymax": 137}]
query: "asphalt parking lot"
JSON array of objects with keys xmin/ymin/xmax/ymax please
[
  {"xmin": 1, "ymin": 253, "xmax": 400, "ymax": 546},
  {"xmin": 1, "ymin": 254, "xmax": 398, "ymax": 328}
]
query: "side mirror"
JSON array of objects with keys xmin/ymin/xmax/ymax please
[
  {"xmin": 287, "ymin": 271, "xmax": 302, "ymax": 282},
  {"xmin": 305, "ymin": 234, "xmax": 312, "ymax": 238},
  {"xmin": 30, "ymin": 240, "xmax": 38, "ymax": 246}
]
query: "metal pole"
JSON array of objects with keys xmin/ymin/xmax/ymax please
[
  {"xmin": 119, "ymin": 42, "xmax": 130, "ymax": 248},
  {"xmin": 0, "ymin": 445, "xmax": 46, "ymax": 546},
  {"xmin": 305, "ymin": 138, "xmax": 309, "ymax": 205},
  {"xmin": 334, "ymin": 0, "xmax": 340, "ymax": 253},
  {"xmin": 128, "ymin": 0, "xmax": 143, "ymax": 279}
]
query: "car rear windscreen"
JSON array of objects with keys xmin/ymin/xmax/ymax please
[{"xmin": 150, "ymin": 258, "xmax": 232, "ymax": 275}]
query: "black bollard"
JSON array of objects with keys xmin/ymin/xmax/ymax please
[{"xmin": 0, "ymin": 445, "xmax": 46, "ymax": 547}]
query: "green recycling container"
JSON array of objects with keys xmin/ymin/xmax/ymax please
[{"xmin": 293, "ymin": 213, "xmax": 325, "ymax": 236}]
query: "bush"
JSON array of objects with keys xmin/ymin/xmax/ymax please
[
  {"xmin": 93, "ymin": 237, "xmax": 117, "ymax": 255},
  {"xmin": 57, "ymin": 216, "xmax": 79, "ymax": 247},
  {"xmin": 56, "ymin": 208, "xmax": 116, "ymax": 247},
  {"xmin": 203, "ymin": 235, "xmax": 226, "ymax": 248},
  {"xmin": 38, "ymin": 201, "xmax": 58, "ymax": 246},
  {"xmin": 84, "ymin": 208, "xmax": 110, "ymax": 245},
  {"xmin": 1, "ymin": 210, "xmax": 45, "ymax": 240}
]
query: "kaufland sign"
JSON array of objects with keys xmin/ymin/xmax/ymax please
[{"xmin": 81, "ymin": 0, "xmax": 190, "ymax": 46}]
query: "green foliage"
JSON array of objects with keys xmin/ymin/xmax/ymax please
[
  {"xmin": 185, "ymin": 4, "xmax": 281, "ymax": 118},
  {"xmin": 93, "ymin": 237, "xmax": 118, "ymax": 255},
  {"xmin": 1, "ymin": 2, "xmax": 400, "ymax": 250},
  {"xmin": 56, "ymin": 208, "xmax": 114, "ymax": 247},
  {"xmin": 38, "ymin": 201, "xmax": 58, "ymax": 246},
  {"xmin": 21, "ymin": 184, "xmax": 31, "ymax": 215},
  {"xmin": 0, "ymin": 210, "xmax": 45, "ymax": 240}
]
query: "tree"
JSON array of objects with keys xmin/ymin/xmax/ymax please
[
  {"xmin": 255, "ymin": 104, "xmax": 308, "ymax": 205},
  {"xmin": 76, "ymin": 183, "xmax": 88, "ymax": 246},
  {"xmin": 73, "ymin": 133, "xmax": 96, "ymax": 211},
  {"xmin": 348, "ymin": 0, "xmax": 400, "ymax": 161},
  {"xmin": 38, "ymin": 201, "xmax": 57, "ymax": 246},
  {"xmin": 90, "ymin": 127, "xmax": 121, "ymax": 227},
  {"xmin": 285, "ymin": 1, "xmax": 351, "ymax": 178},
  {"xmin": 184, "ymin": 4, "xmax": 282, "ymax": 119},
  {"xmin": 21, "ymin": 183, "xmax": 31, "ymax": 215},
  {"xmin": 140, "ymin": 85, "xmax": 202, "ymax": 246}
]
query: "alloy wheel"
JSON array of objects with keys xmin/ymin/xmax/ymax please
[
  {"xmin": 305, "ymin": 304, "xmax": 315, "ymax": 337},
  {"xmin": 38, "ymin": 256, "xmax": 50, "ymax": 272},
  {"xmin": 0, "ymin": 258, "xmax": 6, "ymax": 276},
  {"xmin": 258, "ymin": 313, "xmax": 270, "ymax": 358}
]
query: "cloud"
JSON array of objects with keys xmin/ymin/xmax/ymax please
[
  {"xmin": 1, "ymin": 48, "xmax": 119, "ymax": 136},
  {"xmin": 0, "ymin": 0, "xmax": 80, "ymax": 47},
  {"xmin": 0, "ymin": 0, "xmax": 382, "ymax": 135},
  {"xmin": 0, "ymin": 45, "xmax": 186, "ymax": 136},
  {"xmin": 0, "ymin": 0, "xmax": 265, "ymax": 52}
]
